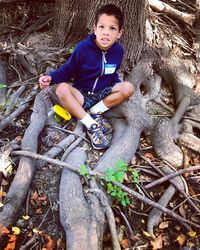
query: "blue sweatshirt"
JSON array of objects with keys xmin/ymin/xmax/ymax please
[{"xmin": 48, "ymin": 33, "xmax": 124, "ymax": 94}]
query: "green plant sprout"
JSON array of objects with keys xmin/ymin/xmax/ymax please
[
  {"xmin": 80, "ymin": 159, "xmax": 139, "ymax": 207},
  {"xmin": 0, "ymin": 83, "xmax": 6, "ymax": 89},
  {"xmin": 80, "ymin": 164, "xmax": 90, "ymax": 178},
  {"xmin": 69, "ymin": 47, "xmax": 75, "ymax": 55}
]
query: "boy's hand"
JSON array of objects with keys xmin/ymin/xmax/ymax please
[{"xmin": 39, "ymin": 75, "xmax": 52, "ymax": 89}]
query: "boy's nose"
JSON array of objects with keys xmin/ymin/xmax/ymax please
[{"xmin": 103, "ymin": 29, "xmax": 109, "ymax": 35}]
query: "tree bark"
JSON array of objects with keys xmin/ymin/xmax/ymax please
[
  {"xmin": 52, "ymin": 0, "xmax": 146, "ymax": 70},
  {"xmin": 52, "ymin": 0, "xmax": 89, "ymax": 47},
  {"xmin": 60, "ymin": 147, "xmax": 105, "ymax": 250},
  {"xmin": 0, "ymin": 90, "xmax": 48, "ymax": 227}
]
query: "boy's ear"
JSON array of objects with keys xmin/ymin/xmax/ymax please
[{"xmin": 117, "ymin": 29, "xmax": 124, "ymax": 39}]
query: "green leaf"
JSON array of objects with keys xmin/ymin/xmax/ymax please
[
  {"xmin": 132, "ymin": 170, "xmax": 139, "ymax": 184},
  {"xmin": 107, "ymin": 183, "xmax": 114, "ymax": 193},
  {"xmin": 105, "ymin": 168, "xmax": 115, "ymax": 182},
  {"xmin": 69, "ymin": 47, "xmax": 75, "ymax": 54},
  {"xmin": 116, "ymin": 171, "xmax": 124, "ymax": 183},
  {"xmin": 80, "ymin": 165, "xmax": 89, "ymax": 176},
  {"xmin": 115, "ymin": 159, "xmax": 127, "ymax": 171},
  {"xmin": 121, "ymin": 199, "xmax": 127, "ymax": 207},
  {"xmin": 111, "ymin": 191, "xmax": 117, "ymax": 196},
  {"xmin": 125, "ymin": 196, "xmax": 131, "ymax": 205},
  {"xmin": 0, "ymin": 83, "xmax": 6, "ymax": 89}
]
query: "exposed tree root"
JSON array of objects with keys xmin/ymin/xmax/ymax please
[
  {"xmin": 149, "ymin": 0, "xmax": 196, "ymax": 25},
  {"xmin": 11, "ymin": 149, "xmax": 200, "ymax": 231},
  {"xmin": 0, "ymin": 88, "xmax": 38, "ymax": 131},
  {"xmin": 59, "ymin": 147, "xmax": 106, "ymax": 250},
  {"xmin": 1, "ymin": 48, "xmax": 200, "ymax": 246},
  {"xmin": 0, "ymin": 90, "xmax": 48, "ymax": 227},
  {"xmin": 147, "ymin": 166, "xmax": 187, "ymax": 234}
]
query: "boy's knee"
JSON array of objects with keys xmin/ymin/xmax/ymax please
[
  {"xmin": 56, "ymin": 82, "xmax": 70, "ymax": 98},
  {"xmin": 121, "ymin": 81, "xmax": 134, "ymax": 99}
]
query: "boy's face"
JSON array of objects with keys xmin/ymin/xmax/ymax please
[{"xmin": 94, "ymin": 14, "xmax": 123, "ymax": 50}]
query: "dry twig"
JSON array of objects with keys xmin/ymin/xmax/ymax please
[{"xmin": 11, "ymin": 150, "xmax": 200, "ymax": 229}]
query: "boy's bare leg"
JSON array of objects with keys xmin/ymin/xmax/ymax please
[
  {"xmin": 55, "ymin": 82, "xmax": 86, "ymax": 119},
  {"xmin": 103, "ymin": 81, "xmax": 134, "ymax": 108}
]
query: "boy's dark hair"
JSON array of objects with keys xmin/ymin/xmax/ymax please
[{"xmin": 95, "ymin": 4, "xmax": 124, "ymax": 30}]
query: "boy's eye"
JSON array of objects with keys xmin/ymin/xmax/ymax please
[
  {"xmin": 110, "ymin": 27, "xmax": 117, "ymax": 31},
  {"xmin": 99, "ymin": 25, "xmax": 104, "ymax": 29}
]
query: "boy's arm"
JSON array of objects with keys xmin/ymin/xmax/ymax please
[
  {"xmin": 48, "ymin": 47, "xmax": 80, "ymax": 85},
  {"xmin": 112, "ymin": 45, "xmax": 124, "ymax": 83}
]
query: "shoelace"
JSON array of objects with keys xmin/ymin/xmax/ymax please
[{"xmin": 92, "ymin": 127, "xmax": 109, "ymax": 143}]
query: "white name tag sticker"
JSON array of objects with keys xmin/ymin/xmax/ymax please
[{"xmin": 104, "ymin": 64, "xmax": 117, "ymax": 74}]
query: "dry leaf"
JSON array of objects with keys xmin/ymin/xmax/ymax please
[
  {"xmin": 186, "ymin": 241, "xmax": 195, "ymax": 248},
  {"xmin": 176, "ymin": 234, "xmax": 186, "ymax": 246},
  {"xmin": 120, "ymin": 238, "xmax": 129, "ymax": 249},
  {"xmin": 159, "ymin": 221, "xmax": 169, "ymax": 229},
  {"xmin": 15, "ymin": 135, "xmax": 22, "ymax": 142},
  {"xmin": 150, "ymin": 234, "xmax": 163, "ymax": 250},
  {"xmin": 115, "ymin": 216, "xmax": 120, "ymax": 223},
  {"xmin": 12, "ymin": 226, "xmax": 21, "ymax": 235},
  {"xmin": 0, "ymin": 226, "xmax": 10, "ymax": 236},
  {"xmin": 144, "ymin": 152, "xmax": 155, "ymax": 160},
  {"xmin": 187, "ymin": 231, "xmax": 196, "ymax": 238},
  {"xmin": 118, "ymin": 225, "xmax": 125, "ymax": 241},
  {"xmin": 131, "ymin": 156, "xmax": 136, "ymax": 165},
  {"xmin": 2, "ymin": 179, "xmax": 9, "ymax": 186},
  {"xmin": 175, "ymin": 225, "xmax": 181, "ymax": 232},
  {"xmin": 4, "ymin": 235, "xmax": 17, "ymax": 250},
  {"xmin": 188, "ymin": 184, "xmax": 196, "ymax": 196},
  {"xmin": 22, "ymin": 215, "xmax": 30, "ymax": 220},
  {"xmin": 35, "ymin": 208, "xmax": 43, "ymax": 214},
  {"xmin": 143, "ymin": 230, "xmax": 155, "ymax": 238},
  {"xmin": 42, "ymin": 234, "xmax": 54, "ymax": 250},
  {"xmin": 179, "ymin": 204, "xmax": 187, "ymax": 218},
  {"xmin": 0, "ymin": 190, "xmax": 7, "ymax": 197},
  {"xmin": 56, "ymin": 238, "xmax": 63, "ymax": 248},
  {"xmin": 33, "ymin": 228, "xmax": 40, "ymax": 234},
  {"xmin": 162, "ymin": 235, "xmax": 170, "ymax": 246}
]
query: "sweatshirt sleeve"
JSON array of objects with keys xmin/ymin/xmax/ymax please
[
  {"xmin": 48, "ymin": 45, "xmax": 81, "ymax": 85},
  {"xmin": 112, "ymin": 45, "xmax": 124, "ymax": 83}
]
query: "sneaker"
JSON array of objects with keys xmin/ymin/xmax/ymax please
[
  {"xmin": 90, "ymin": 113, "xmax": 113, "ymax": 135},
  {"xmin": 87, "ymin": 123, "xmax": 111, "ymax": 150}
]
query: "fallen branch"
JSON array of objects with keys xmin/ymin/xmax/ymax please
[
  {"xmin": 144, "ymin": 164, "xmax": 200, "ymax": 189},
  {"xmin": 11, "ymin": 150, "xmax": 200, "ymax": 230},
  {"xmin": 0, "ymin": 88, "xmax": 38, "ymax": 131},
  {"xmin": 139, "ymin": 154, "xmax": 200, "ymax": 213},
  {"xmin": 149, "ymin": 0, "xmax": 196, "ymax": 25},
  {"xmin": 89, "ymin": 188, "xmax": 121, "ymax": 250}
]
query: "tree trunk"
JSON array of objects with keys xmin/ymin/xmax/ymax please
[
  {"xmin": 52, "ymin": 0, "xmax": 146, "ymax": 70},
  {"xmin": 52, "ymin": 0, "xmax": 89, "ymax": 47}
]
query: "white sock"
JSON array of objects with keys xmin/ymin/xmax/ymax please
[
  {"xmin": 89, "ymin": 100, "xmax": 109, "ymax": 114},
  {"xmin": 80, "ymin": 113, "xmax": 97, "ymax": 129}
]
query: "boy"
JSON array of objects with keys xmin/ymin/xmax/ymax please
[{"xmin": 39, "ymin": 4, "xmax": 134, "ymax": 150}]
